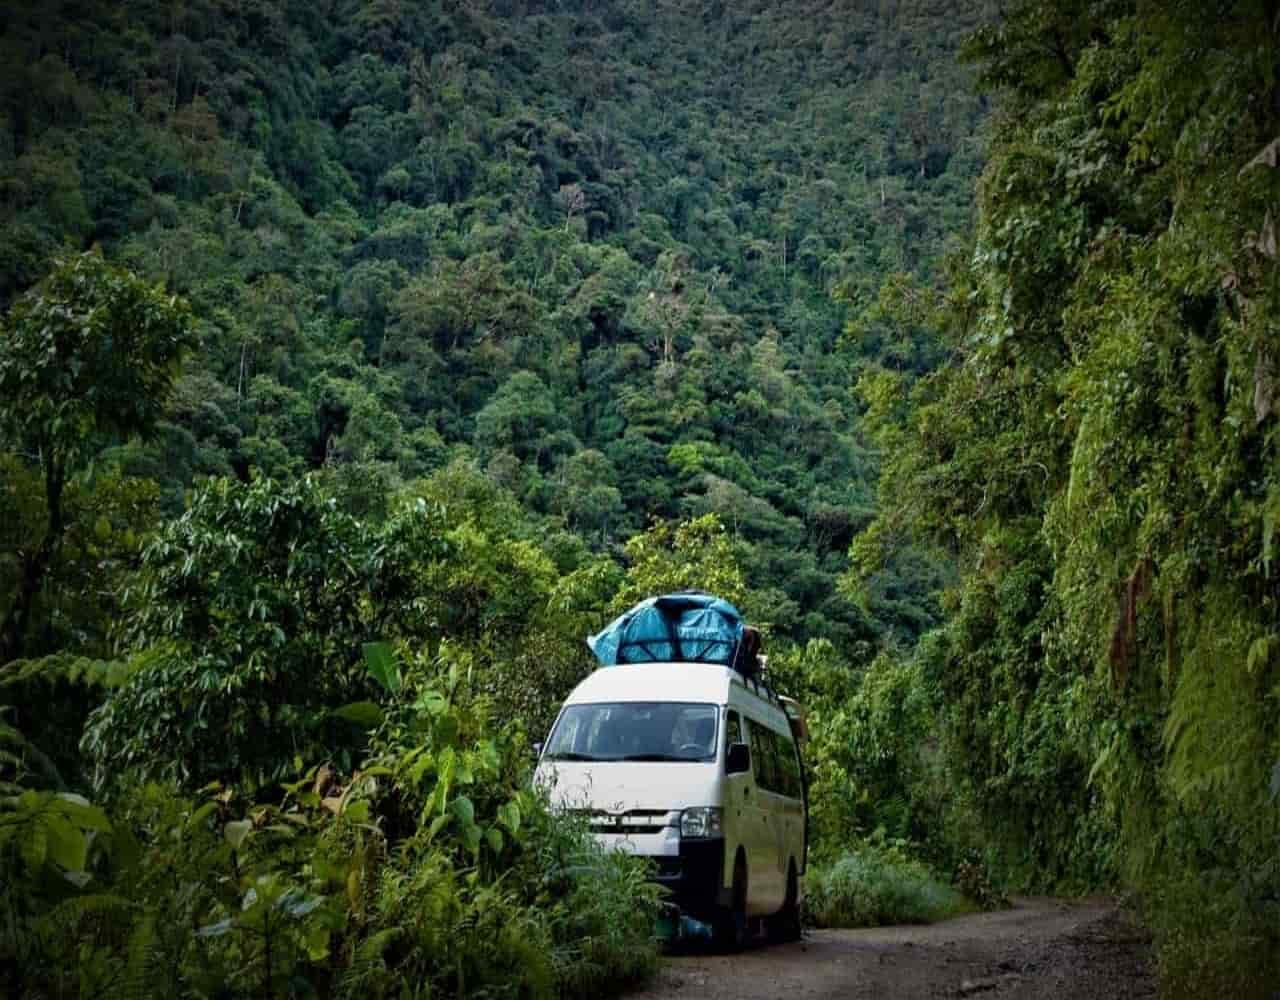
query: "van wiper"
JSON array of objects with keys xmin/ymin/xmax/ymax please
[
  {"xmin": 545, "ymin": 751, "xmax": 602, "ymax": 762},
  {"xmin": 615, "ymin": 753, "xmax": 692, "ymax": 762}
]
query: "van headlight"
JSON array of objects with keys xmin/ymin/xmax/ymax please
[{"xmin": 679, "ymin": 807, "xmax": 723, "ymax": 839}]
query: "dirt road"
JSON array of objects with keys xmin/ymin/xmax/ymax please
[{"xmin": 629, "ymin": 898, "xmax": 1156, "ymax": 1000}]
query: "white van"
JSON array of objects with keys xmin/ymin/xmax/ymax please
[{"xmin": 534, "ymin": 661, "xmax": 807, "ymax": 947}]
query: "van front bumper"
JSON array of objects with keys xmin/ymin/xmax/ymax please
[
  {"xmin": 589, "ymin": 819, "xmax": 730, "ymax": 920},
  {"xmin": 650, "ymin": 836, "xmax": 729, "ymax": 919}
]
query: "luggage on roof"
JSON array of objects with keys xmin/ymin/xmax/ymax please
[{"xmin": 587, "ymin": 591, "xmax": 762, "ymax": 677}]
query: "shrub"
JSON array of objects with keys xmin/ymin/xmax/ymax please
[
  {"xmin": 803, "ymin": 844, "xmax": 966, "ymax": 928},
  {"xmin": 2, "ymin": 645, "xmax": 662, "ymax": 999},
  {"xmin": 951, "ymin": 851, "xmax": 1007, "ymax": 911},
  {"xmin": 1145, "ymin": 864, "xmax": 1280, "ymax": 1000}
]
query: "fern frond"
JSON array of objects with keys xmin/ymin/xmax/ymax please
[
  {"xmin": 0, "ymin": 710, "xmax": 64, "ymax": 790},
  {"xmin": 124, "ymin": 912, "xmax": 159, "ymax": 1000},
  {"xmin": 37, "ymin": 892, "xmax": 137, "ymax": 944},
  {"xmin": 336, "ymin": 926, "xmax": 402, "ymax": 999}
]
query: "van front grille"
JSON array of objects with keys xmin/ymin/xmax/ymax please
[{"xmin": 584, "ymin": 809, "xmax": 672, "ymax": 836}]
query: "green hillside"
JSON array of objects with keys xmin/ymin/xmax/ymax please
[{"xmin": 2, "ymin": 0, "xmax": 985, "ymax": 653}]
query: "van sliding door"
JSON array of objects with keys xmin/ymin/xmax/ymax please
[{"xmin": 744, "ymin": 718, "xmax": 786, "ymax": 912}]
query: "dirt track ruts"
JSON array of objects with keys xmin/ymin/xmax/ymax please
[{"xmin": 628, "ymin": 897, "xmax": 1156, "ymax": 999}]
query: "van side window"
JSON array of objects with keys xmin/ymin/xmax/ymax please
[
  {"xmin": 748, "ymin": 719, "xmax": 778, "ymax": 792},
  {"xmin": 725, "ymin": 710, "xmax": 741, "ymax": 748},
  {"xmin": 746, "ymin": 719, "xmax": 765, "ymax": 786},
  {"xmin": 764, "ymin": 727, "xmax": 782, "ymax": 795},
  {"xmin": 742, "ymin": 721, "xmax": 803, "ymax": 798},
  {"xmin": 775, "ymin": 730, "xmax": 802, "ymax": 799}
]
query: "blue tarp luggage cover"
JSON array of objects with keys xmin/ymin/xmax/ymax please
[{"xmin": 588, "ymin": 592, "xmax": 745, "ymax": 667}]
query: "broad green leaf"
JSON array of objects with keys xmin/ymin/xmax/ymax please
[
  {"xmin": 333, "ymin": 701, "xmax": 384, "ymax": 728},
  {"xmin": 187, "ymin": 801, "xmax": 219, "ymax": 830},
  {"xmin": 54, "ymin": 794, "xmax": 111, "ymax": 832},
  {"xmin": 343, "ymin": 800, "xmax": 370, "ymax": 823},
  {"xmin": 405, "ymin": 748, "xmax": 435, "ymax": 787},
  {"xmin": 45, "ymin": 814, "xmax": 88, "ymax": 872},
  {"xmin": 304, "ymin": 925, "xmax": 331, "ymax": 961},
  {"xmin": 497, "ymin": 801, "xmax": 521, "ymax": 836},
  {"xmin": 476, "ymin": 740, "xmax": 501, "ymax": 773},
  {"xmin": 451, "ymin": 795, "xmax": 475, "ymax": 828},
  {"xmin": 426, "ymin": 814, "xmax": 449, "ymax": 841},
  {"xmin": 413, "ymin": 690, "xmax": 447, "ymax": 716},
  {"xmin": 362, "ymin": 642, "xmax": 400, "ymax": 695},
  {"xmin": 21, "ymin": 816, "xmax": 48, "ymax": 871},
  {"xmin": 437, "ymin": 747, "xmax": 456, "ymax": 807},
  {"xmin": 485, "ymin": 827, "xmax": 504, "ymax": 854},
  {"xmin": 62, "ymin": 869, "xmax": 92, "ymax": 889},
  {"xmin": 224, "ymin": 819, "xmax": 252, "ymax": 850},
  {"xmin": 279, "ymin": 890, "xmax": 324, "ymax": 919}
]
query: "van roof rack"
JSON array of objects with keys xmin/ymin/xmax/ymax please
[{"xmin": 587, "ymin": 592, "xmax": 764, "ymax": 680}]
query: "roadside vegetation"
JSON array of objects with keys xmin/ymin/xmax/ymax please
[
  {"xmin": 4, "ymin": 661, "xmax": 661, "ymax": 999},
  {"xmin": 1, "ymin": 406, "xmax": 670, "ymax": 996},
  {"xmin": 803, "ymin": 844, "xmax": 966, "ymax": 929},
  {"xmin": 850, "ymin": 3, "xmax": 1280, "ymax": 996}
]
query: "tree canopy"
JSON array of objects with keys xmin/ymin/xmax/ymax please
[{"xmin": 0, "ymin": 252, "xmax": 194, "ymax": 661}]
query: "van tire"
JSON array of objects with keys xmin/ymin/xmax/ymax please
[
  {"xmin": 713, "ymin": 853, "xmax": 749, "ymax": 951},
  {"xmin": 767, "ymin": 861, "xmax": 802, "ymax": 943}
]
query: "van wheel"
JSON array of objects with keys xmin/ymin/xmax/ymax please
[
  {"xmin": 713, "ymin": 853, "xmax": 748, "ymax": 952},
  {"xmin": 767, "ymin": 861, "xmax": 802, "ymax": 943}
]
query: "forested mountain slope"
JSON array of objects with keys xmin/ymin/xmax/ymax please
[{"xmin": 1, "ymin": 0, "xmax": 986, "ymax": 651}]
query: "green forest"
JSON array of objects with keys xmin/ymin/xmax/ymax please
[{"xmin": 1, "ymin": 0, "xmax": 1277, "ymax": 996}]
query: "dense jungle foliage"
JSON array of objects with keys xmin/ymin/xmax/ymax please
[
  {"xmin": 7, "ymin": 0, "xmax": 1276, "ymax": 996},
  {"xmin": 0, "ymin": 0, "xmax": 991, "ymax": 996},
  {"xmin": 854, "ymin": 0, "xmax": 1280, "ymax": 994}
]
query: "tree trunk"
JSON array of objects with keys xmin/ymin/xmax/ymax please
[{"xmin": 0, "ymin": 456, "xmax": 65, "ymax": 664}]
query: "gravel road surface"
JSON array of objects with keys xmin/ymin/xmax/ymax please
[{"xmin": 629, "ymin": 897, "xmax": 1156, "ymax": 999}]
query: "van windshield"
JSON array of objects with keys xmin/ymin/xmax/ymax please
[{"xmin": 544, "ymin": 702, "xmax": 718, "ymax": 763}]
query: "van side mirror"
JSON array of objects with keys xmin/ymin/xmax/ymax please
[
  {"xmin": 532, "ymin": 741, "xmax": 544, "ymax": 758},
  {"xmin": 725, "ymin": 742, "xmax": 751, "ymax": 775}
]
